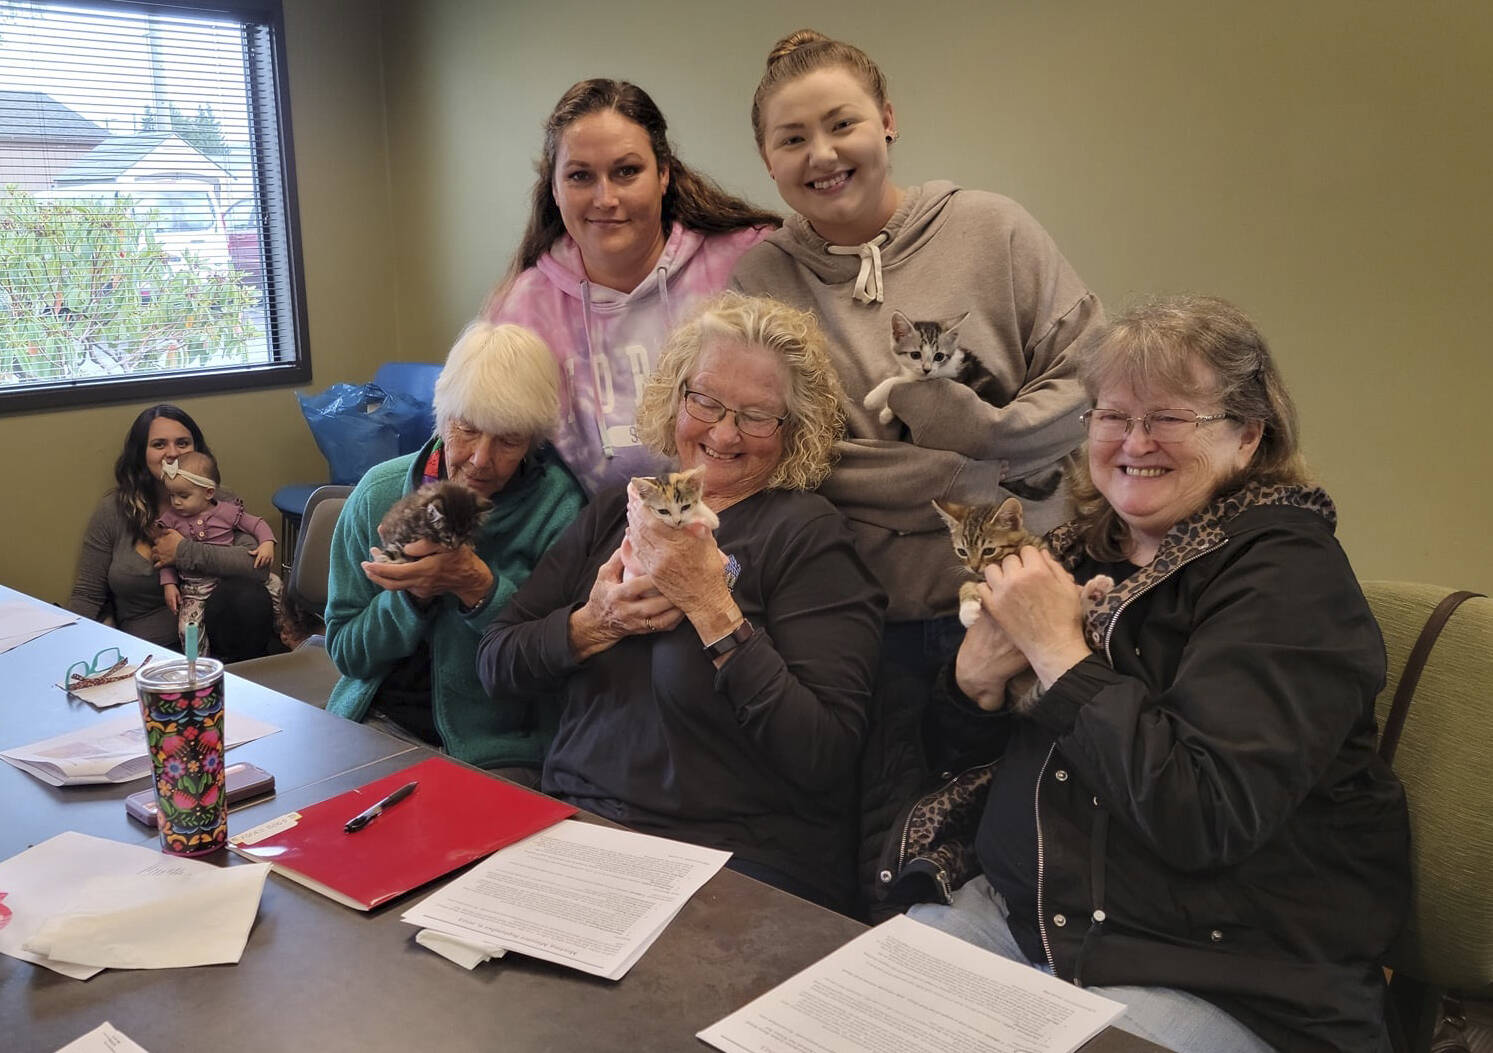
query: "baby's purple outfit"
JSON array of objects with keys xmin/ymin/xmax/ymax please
[{"xmin": 156, "ymin": 500, "xmax": 274, "ymax": 586}]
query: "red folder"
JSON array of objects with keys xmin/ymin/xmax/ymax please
[{"xmin": 228, "ymin": 756, "xmax": 576, "ymax": 910}]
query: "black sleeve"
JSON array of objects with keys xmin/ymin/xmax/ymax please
[
  {"xmin": 1031, "ymin": 524, "xmax": 1385, "ymax": 872},
  {"xmin": 710, "ymin": 508, "xmax": 886, "ymax": 795},
  {"xmin": 477, "ymin": 498, "xmax": 618, "ymax": 704}
]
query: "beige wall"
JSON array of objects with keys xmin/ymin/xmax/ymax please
[
  {"xmin": 0, "ymin": 0, "xmax": 400, "ymax": 604},
  {"xmin": 379, "ymin": 0, "xmax": 1493, "ymax": 593},
  {"xmin": 8, "ymin": 0, "xmax": 1490, "ymax": 608}
]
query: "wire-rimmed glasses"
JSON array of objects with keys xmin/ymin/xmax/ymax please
[
  {"xmin": 1080, "ymin": 408, "xmax": 1234, "ymax": 444},
  {"xmin": 682, "ymin": 389, "xmax": 787, "ymax": 438}
]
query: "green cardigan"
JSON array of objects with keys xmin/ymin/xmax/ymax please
[{"xmin": 324, "ymin": 439, "xmax": 584, "ymax": 768}]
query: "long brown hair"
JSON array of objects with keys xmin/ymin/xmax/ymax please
[
  {"xmin": 1069, "ymin": 295, "xmax": 1311, "ymax": 560},
  {"xmin": 492, "ymin": 79, "xmax": 778, "ymax": 303},
  {"xmin": 751, "ymin": 29, "xmax": 890, "ymax": 150},
  {"xmin": 113, "ymin": 403, "xmax": 212, "ymax": 544}
]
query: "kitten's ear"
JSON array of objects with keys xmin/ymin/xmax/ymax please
[
  {"xmin": 632, "ymin": 476, "xmax": 660, "ymax": 501},
  {"xmin": 993, "ymin": 496, "xmax": 1025, "ymax": 530},
  {"xmin": 931, "ymin": 498, "xmax": 967, "ymax": 531},
  {"xmin": 945, "ymin": 311, "xmax": 971, "ymax": 335},
  {"xmin": 678, "ymin": 465, "xmax": 707, "ymax": 485},
  {"xmin": 890, "ymin": 310, "xmax": 914, "ymax": 342},
  {"xmin": 427, "ymin": 502, "xmax": 446, "ymax": 526}
]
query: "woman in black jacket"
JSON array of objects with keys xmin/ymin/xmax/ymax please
[{"xmin": 887, "ymin": 296, "xmax": 1409, "ymax": 1053}]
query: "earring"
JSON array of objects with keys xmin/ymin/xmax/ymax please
[{"xmin": 885, "ymin": 132, "xmax": 899, "ymax": 145}]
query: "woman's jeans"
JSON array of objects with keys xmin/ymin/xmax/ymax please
[{"xmin": 909, "ymin": 876, "xmax": 1277, "ymax": 1053}]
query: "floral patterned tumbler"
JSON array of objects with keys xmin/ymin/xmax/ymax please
[{"xmin": 135, "ymin": 657, "xmax": 228, "ymax": 855}]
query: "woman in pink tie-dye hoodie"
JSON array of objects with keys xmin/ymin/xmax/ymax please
[{"xmin": 481, "ymin": 79, "xmax": 779, "ymax": 496}]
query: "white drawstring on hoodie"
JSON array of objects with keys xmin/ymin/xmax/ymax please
[{"xmin": 826, "ymin": 232, "xmax": 889, "ymax": 304}]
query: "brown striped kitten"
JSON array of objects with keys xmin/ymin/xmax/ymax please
[
  {"xmin": 372, "ymin": 481, "xmax": 491, "ymax": 563},
  {"xmin": 933, "ymin": 496, "xmax": 1114, "ymax": 712}
]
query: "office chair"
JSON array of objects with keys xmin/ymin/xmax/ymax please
[
  {"xmin": 228, "ymin": 484, "xmax": 352, "ymax": 708},
  {"xmin": 1362, "ymin": 582, "xmax": 1493, "ymax": 1053}
]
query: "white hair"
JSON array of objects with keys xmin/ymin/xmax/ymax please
[{"xmin": 433, "ymin": 321, "xmax": 560, "ymax": 439}]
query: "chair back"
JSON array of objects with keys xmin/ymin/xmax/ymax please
[
  {"xmin": 288, "ymin": 484, "xmax": 353, "ymax": 614},
  {"xmin": 374, "ymin": 360, "xmax": 440, "ymax": 406},
  {"xmin": 1363, "ymin": 581, "xmax": 1493, "ymax": 991}
]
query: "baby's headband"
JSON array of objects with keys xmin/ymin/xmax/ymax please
[{"xmin": 162, "ymin": 460, "xmax": 216, "ymax": 490}]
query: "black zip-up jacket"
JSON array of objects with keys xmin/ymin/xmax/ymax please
[{"xmin": 882, "ymin": 484, "xmax": 1411, "ymax": 1053}]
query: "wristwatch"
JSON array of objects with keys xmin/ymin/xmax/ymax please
[{"xmin": 703, "ymin": 619, "xmax": 754, "ymax": 659}]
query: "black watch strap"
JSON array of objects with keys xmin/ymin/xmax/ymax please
[{"xmin": 703, "ymin": 619, "xmax": 754, "ymax": 659}]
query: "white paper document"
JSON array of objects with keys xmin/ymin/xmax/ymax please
[
  {"xmin": 1, "ymin": 710, "xmax": 280, "ymax": 786},
  {"xmin": 699, "ymin": 913, "xmax": 1125, "ymax": 1053},
  {"xmin": 401, "ymin": 819, "xmax": 730, "ymax": 980},
  {"xmin": 54, "ymin": 1021, "xmax": 152, "ymax": 1053},
  {"xmin": 0, "ymin": 598, "xmax": 77, "ymax": 655},
  {"xmin": 0, "ymin": 831, "xmax": 269, "ymax": 979}
]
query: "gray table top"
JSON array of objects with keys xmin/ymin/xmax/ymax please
[{"xmin": 0, "ymin": 588, "xmax": 1164, "ymax": 1052}]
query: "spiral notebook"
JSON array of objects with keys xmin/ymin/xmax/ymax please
[{"xmin": 228, "ymin": 756, "xmax": 575, "ymax": 910}]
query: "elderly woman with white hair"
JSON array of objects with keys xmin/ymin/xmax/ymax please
[{"xmin": 325, "ymin": 322, "xmax": 586, "ymax": 782}]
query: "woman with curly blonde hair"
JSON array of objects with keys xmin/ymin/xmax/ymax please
[{"xmin": 480, "ymin": 292, "xmax": 885, "ymax": 913}]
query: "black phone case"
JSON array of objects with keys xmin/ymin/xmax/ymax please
[{"xmin": 125, "ymin": 761, "xmax": 276, "ymax": 826}]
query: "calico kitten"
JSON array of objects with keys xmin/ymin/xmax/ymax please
[
  {"xmin": 632, "ymin": 467, "xmax": 719, "ymax": 530},
  {"xmin": 865, "ymin": 310, "xmax": 1063, "ymax": 502},
  {"xmin": 372, "ymin": 481, "xmax": 492, "ymax": 563},
  {"xmin": 624, "ymin": 467, "xmax": 723, "ymax": 584},
  {"xmin": 933, "ymin": 496, "xmax": 1113, "ymax": 712}
]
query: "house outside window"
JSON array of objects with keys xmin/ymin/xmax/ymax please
[{"xmin": 0, "ymin": 0, "xmax": 309, "ymax": 412}]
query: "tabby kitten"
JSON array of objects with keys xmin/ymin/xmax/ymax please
[
  {"xmin": 372, "ymin": 481, "xmax": 492, "ymax": 563},
  {"xmin": 863, "ymin": 310, "xmax": 1000, "ymax": 424},
  {"xmin": 865, "ymin": 311, "xmax": 1062, "ymax": 502},
  {"xmin": 933, "ymin": 496, "xmax": 1113, "ymax": 712}
]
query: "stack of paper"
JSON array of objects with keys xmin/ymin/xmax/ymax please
[
  {"xmin": 0, "ymin": 711, "xmax": 279, "ymax": 786},
  {"xmin": 0, "ymin": 599, "xmax": 76, "ymax": 655},
  {"xmin": 699, "ymin": 914, "xmax": 1125, "ymax": 1053},
  {"xmin": 402, "ymin": 820, "xmax": 729, "ymax": 980},
  {"xmin": 0, "ymin": 832, "xmax": 269, "ymax": 980}
]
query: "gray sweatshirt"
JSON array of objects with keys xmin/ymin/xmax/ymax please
[{"xmin": 733, "ymin": 181, "xmax": 1103, "ymax": 620}]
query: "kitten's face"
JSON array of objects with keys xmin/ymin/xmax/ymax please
[
  {"xmin": 890, "ymin": 311, "xmax": 968, "ymax": 378},
  {"xmin": 378, "ymin": 481, "xmax": 491, "ymax": 553},
  {"xmin": 633, "ymin": 467, "xmax": 708, "ymax": 527},
  {"xmin": 932, "ymin": 496, "xmax": 1039, "ymax": 575}
]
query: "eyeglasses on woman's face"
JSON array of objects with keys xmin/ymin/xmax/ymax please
[
  {"xmin": 682, "ymin": 389, "xmax": 786, "ymax": 438},
  {"xmin": 1080, "ymin": 408, "xmax": 1234, "ymax": 444}
]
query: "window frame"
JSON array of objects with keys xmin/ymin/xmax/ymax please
[{"xmin": 0, "ymin": 0, "xmax": 311, "ymax": 414}]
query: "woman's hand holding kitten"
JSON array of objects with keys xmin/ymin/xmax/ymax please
[{"xmin": 361, "ymin": 537, "xmax": 493, "ymax": 607}]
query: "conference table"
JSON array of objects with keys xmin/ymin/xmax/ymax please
[{"xmin": 0, "ymin": 585, "xmax": 1166, "ymax": 1053}]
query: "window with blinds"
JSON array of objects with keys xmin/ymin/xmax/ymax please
[{"xmin": 0, "ymin": 0, "xmax": 308, "ymax": 411}]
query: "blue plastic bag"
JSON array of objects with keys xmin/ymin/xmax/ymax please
[{"xmin": 296, "ymin": 383, "xmax": 434, "ymax": 485}]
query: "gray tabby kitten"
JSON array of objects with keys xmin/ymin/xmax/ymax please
[
  {"xmin": 372, "ymin": 481, "xmax": 492, "ymax": 563},
  {"xmin": 866, "ymin": 310, "xmax": 1061, "ymax": 501}
]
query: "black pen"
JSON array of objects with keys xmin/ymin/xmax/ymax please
[{"xmin": 344, "ymin": 780, "xmax": 418, "ymax": 833}]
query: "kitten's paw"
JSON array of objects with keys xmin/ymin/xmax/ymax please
[
  {"xmin": 959, "ymin": 598, "xmax": 982, "ymax": 628},
  {"xmin": 878, "ymin": 407, "xmax": 897, "ymax": 425},
  {"xmin": 1082, "ymin": 574, "xmax": 1115, "ymax": 604}
]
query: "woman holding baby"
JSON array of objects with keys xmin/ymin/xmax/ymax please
[
  {"xmin": 479, "ymin": 292, "xmax": 885, "ymax": 913},
  {"xmin": 67, "ymin": 404, "xmax": 279, "ymax": 659}
]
